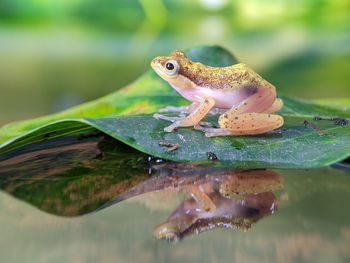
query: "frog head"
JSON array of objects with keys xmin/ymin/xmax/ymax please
[{"xmin": 151, "ymin": 50, "xmax": 196, "ymax": 90}]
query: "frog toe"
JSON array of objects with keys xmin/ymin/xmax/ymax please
[
  {"xmin": 164, "ymin": 122, "xmax": 180, "ymax": 132},
  {"xmin": 264, "ymin": 98, "xmax": 284, "ymax": 114}
]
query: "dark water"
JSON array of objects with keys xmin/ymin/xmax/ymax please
[{"xmin": 0, "ymin": 134, "xmax": 349, "ymax": 263}]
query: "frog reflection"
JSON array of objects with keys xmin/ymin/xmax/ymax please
[
  {"xmin": 153, "ymin": 191, "xmax": 277, "ymax": 242},
  {"xmin": 110, "ymin": 164, "xmax": 283, "ymax": 241},
  {"xmin": 150, "ymin": 168, "xmax": 282, "ymax": 241}
]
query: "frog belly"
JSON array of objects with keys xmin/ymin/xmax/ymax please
[
  {"xmin": 197, "ymin": 87, "xmax": 253, "ymax": 109},
  {"xmin": 171, "ymin": 84, "xmax": 258, "ymax": 109}
]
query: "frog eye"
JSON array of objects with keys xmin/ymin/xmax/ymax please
[{"xmin": 164, "ymin": 60, "xmax": 179, "ymax": 76}]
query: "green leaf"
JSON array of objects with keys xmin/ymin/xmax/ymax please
[{"xmin": 0, "ymin": 45, "xmax": 349, "ymax": 169}]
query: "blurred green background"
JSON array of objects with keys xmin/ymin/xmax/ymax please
[{"xmin": 0, "ymin": 0, "xmax": 349, "ymax": 126}]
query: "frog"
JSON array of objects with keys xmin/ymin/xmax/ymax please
[{"xmin": 151, "ymin": 50, "xmax": 284, "ymax": 137}]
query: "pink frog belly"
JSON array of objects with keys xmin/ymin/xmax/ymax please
[{"xmin": 172, "ymin": 84, "xmax": 259, "ymax": 109}]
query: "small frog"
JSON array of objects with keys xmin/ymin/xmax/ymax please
[{"xmin": 151, "ymin": 50, "xmax": 284, "ymax": 137}]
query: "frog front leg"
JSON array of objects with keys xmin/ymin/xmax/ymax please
[
  {"xmin": 153, "ymin": 103, "xmax": 199, "ymax": 124},
  {"xmin": 154, "ymin": 104, "xmax": 224, "ymax": 126},
  {"xmin": 159, "ymin": 96, "xmax": 215, "ymax": 132},
  {"xmin": 196, "ymin": 89, "xmax": 284, "ymax": 137}
]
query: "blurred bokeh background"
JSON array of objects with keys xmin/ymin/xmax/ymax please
[{"xmin": 0, "ymin": 0, "xmax": 349, "ymax": 126}]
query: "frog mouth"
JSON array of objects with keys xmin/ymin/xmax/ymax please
[
  {"xmin": 151, "ymin": 61, "xmax": 171, "ymax": 80},
  {"xmin": 150, "ymin": 60, "xmax": 161, "ymax": 73}
]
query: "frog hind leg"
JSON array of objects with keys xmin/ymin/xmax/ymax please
[
  {"xmin": 196, "ymin": 88, "xmax": 283, "ymax": 137},
  {"xmin": 196, "ymin": 113, "xmax": 283, "ymax": 137},
  {"xmin": 162, "ymin": 96, "xmax": 215, "ymax": 132},
  {"xmin": 222, "ymin": 112, "xmax": 283, "ymax": 135}
]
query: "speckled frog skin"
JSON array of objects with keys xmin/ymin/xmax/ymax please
[{"xmin": 151, "ymin": 50, "xmax": 284, "ymax": 137}]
